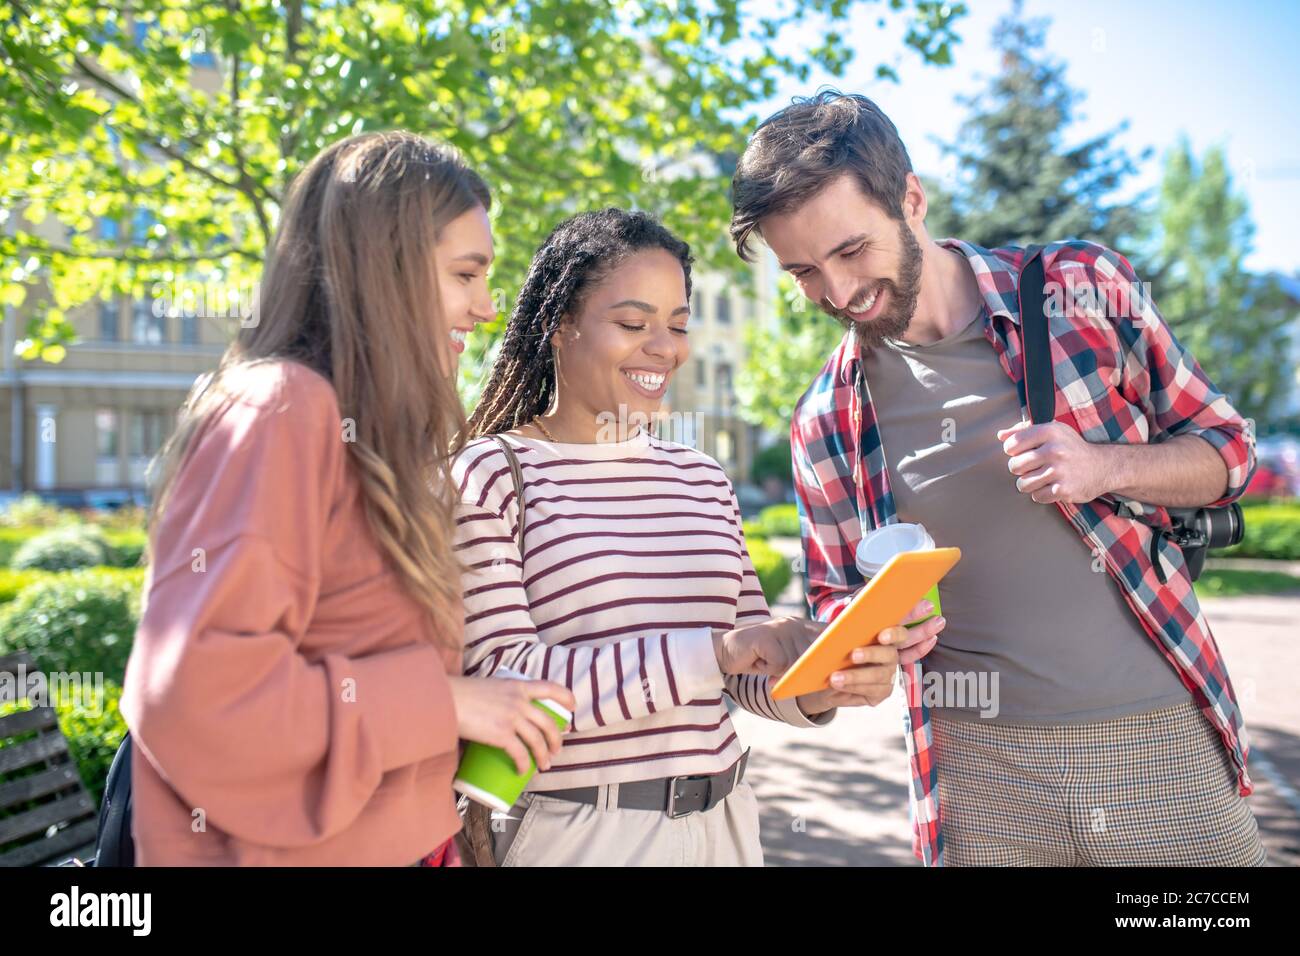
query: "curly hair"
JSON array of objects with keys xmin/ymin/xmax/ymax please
[{"xmin": 467, "ymin": 207, "xmax": 693, "ymax": 438}]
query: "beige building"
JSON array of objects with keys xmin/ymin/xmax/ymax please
[
  {"xmin": 659, "ymin": 256, "xmax": 781, "ymax": 487},
  {"xmin": 0, "ymin": 281, "xmax": 233, "ymax": 502},
  {"xmin": 0, "ymin": 255, "xmax": 779, "ymax": 501}
]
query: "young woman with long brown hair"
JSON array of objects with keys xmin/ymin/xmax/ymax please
[{"xmin": 120, "ymin": 130, "xmax": 573, "ymax": 866}]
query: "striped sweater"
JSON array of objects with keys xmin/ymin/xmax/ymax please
[{"xmin": 452, "ymin": 428, "xmax": 832, "ymax": 790}]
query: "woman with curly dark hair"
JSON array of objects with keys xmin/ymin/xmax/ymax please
[{"xmin": 453, "ymin": 208, "xmax": 904, "ymax": 866}]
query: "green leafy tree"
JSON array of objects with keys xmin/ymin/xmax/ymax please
[
  {"xmin": 1148, "ymin": 139, "xmax": 1293, "ymax": 428},
  {"xmin": 939, "ymin": 2, "xmax": 1150, "ymax": 259},
  {"xmin": 1, "ymin": 0, "xmax": 967, "ymax": 390},
  {"xmin": 735, "ymin": 272, "xmax": 846, "ymax": 434}
]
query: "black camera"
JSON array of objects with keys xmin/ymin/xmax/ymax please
[{"xmin": 1164, "ymin": 503, "xmax": 1245, "ymax": 581}]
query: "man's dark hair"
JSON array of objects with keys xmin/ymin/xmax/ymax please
[
  {"xmin": 729, "ymin": 89, "xmax": 914, "ymax": 261},
  {"xmin": 467, "ymin": 207, "xmax": 693, "ymax": 437}
]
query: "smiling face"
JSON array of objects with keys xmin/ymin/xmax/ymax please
[
  {"xmin": 761, "ymin": 172, "xmax": 925, "ymax": 350},
  {"xmin": 432, "ymin": 202, "xmax": 496, "ymax": 376},
  {"xmin": 549, "ymin": 247, "xmax": 690, "ymax": 429}
]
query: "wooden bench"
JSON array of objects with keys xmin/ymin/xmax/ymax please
[{"xmin": 0, "ymin": 650, "xmax": 99, "ymax": 866}]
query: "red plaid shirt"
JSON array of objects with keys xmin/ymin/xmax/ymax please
[{"xmin": 790, "ymin": 238, "xmax": 1259, "ymax": 866}]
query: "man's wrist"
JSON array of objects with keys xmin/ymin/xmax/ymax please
[{"xmin": 1093, "ymin": 440, "xmax": 1132, "ymax": 499}]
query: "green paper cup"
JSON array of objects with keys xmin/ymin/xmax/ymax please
[
  {"xmin": 453, "ymin": 667, "xmax": 572, "ymax": 813},
  {"xmin": 856, "ymin": 522, "xmax": 942, "ymax": 623}
]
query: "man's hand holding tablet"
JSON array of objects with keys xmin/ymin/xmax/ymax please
[
  {"xmin": 771, "ymin": 548, "xmax": 962, "ymax": 703},
  {"xmin": 799, "ymin": 597, "xmax": 948, "ymax": 713}
]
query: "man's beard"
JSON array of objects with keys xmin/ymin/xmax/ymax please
[{"xmin": 821, "ymin": 217, "xmax": 923, "ymax": 351}]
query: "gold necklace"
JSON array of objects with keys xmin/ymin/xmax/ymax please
[
  {"xmin": 531, "ymin": 416, "xmax": 646, "ymax": 443},
  {"xmin": 532, "ymin": 417, "xmax": 559, "ymax": 441}
]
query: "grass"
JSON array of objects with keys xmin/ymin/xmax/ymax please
[{"xmin": 1193, "ymin": 567, "xmax": 1300, "ymax": 598}]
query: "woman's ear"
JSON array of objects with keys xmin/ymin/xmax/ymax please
[{"xmin": 550, "ymin": 314, "xmax": 578, "ymax": 352}]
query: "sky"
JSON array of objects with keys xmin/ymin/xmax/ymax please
[{"xmin": 747, "ymin": 0, "xmax": 1299, "ymax": 275}]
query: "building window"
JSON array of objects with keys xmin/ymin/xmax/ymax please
[
  {"xmin": 716, "ymin": 362, "xmax": 733, "ymax": 402},
  {"xmin": 695, "ymin": 357, "xmax": 706, "ymax": 388},
  {"xmin": 132, "ymin": 297, "xmax": 166, "ymax": 344},
  {"xmin": 129, "ymin": 410, "xmax": 167, "ymax": 459},
  {"xmin": 99, "ymin": 298, "xmax": 120, "ymax": 341},
  {"xmin": 716, "ymin": 292, "xmax": 732, "ymax": 324},
  {"xmin": 128, "ymin": 410, "xmax": 168, "ymax": 485},
  {"xmin": 96, "ymin": 409, "xmax": 121, "ymax": 485}
]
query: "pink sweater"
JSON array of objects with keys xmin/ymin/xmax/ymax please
[{"xmin": 120, "ymin": 360, "xmax": 463, "ymax": 866}]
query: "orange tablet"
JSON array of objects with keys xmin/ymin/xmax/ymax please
[{"xmin": 770, "ymin": 547, "xmax": 961, "ymax": 700}]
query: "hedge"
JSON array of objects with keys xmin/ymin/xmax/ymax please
[
  {"xmin": 1223, "ymin": 501, "xmax": 1300, "ymax": 561},
  {"xmin": 749, "ymin": 504, "xmax": 801, "ymax": 539},
  {"xmin": 11, "ymin": 525, "xmax": 116, "ymax": 571},
  {"xmin": 0, "ymin": 526, "xmax": 146, "ymax": 568},
  {"xmin": 0, "ymin": 568, "xmax": 144, "ymax": 685},
  {"xmin": 748, "ymin": 538, "xmax": 793, "ymax": 604}
]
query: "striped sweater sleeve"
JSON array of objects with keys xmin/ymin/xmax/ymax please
[
  {"xmin": 454, "ymin": 444, "xmax": 725, "ymax": 734},
  {"xmin": 722, "ymin": 482, "xmax": 835, "ymax": 728}
]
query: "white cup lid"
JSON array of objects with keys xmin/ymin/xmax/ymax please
[{"xmin": 856, "ymin": 522, "xmax": 935, "ymax": 575}]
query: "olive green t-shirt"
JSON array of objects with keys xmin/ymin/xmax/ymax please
[{"xmin": 860, "ymin": 307, "xmax": 1190, "ymax": 723}]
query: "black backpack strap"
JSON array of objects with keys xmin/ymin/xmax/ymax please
[
  {"xmin": 93, "ymin": 732, "xmax": 135, "ymax": 866},
  {"xmin": 1016, "ymin": 244, "xmax": 1054, "ymax": 425}
]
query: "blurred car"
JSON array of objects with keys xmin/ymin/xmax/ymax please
[{"xmin": 1255, "ymin": 434, "xmax": 1300, "ymax": 497}]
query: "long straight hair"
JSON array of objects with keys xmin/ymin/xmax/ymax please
[{"xmin": 148, "ymin": 131, "xmax": 489, "ymax": 648}]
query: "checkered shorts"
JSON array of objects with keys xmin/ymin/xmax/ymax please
[{"xmin": 931, "ymin": 700, "xmax": 1267, "ymax": 866}]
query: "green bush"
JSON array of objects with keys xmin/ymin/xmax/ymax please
[
  {"xmin": 88, "ymin": 505, "xmax": 149, "ymax": 532},
  {"xmin": 751, "ymin": 440, "xmax": 793, "ymax": 486},
  {"xmin": 0, "ymin": 568, "xmax": 48, "ymax": 604},
  {"xmin": 751, "ymin": 503, "xmax": 801, "ymax": 538},
  {"xmin": 0, "ymin": 493, "xmax": 72, "ymax": 529},
  {"xmin": 0, "ymin": 528, "xmax": 40, "ymax": 566},
  {"xmin": 57, "ymin": 681, "xmax": 128, "ymax": 807},
  {"xmin": 1222, "ymin": 501, "xmax": 1300, "ymax": 561},
  {"xmin": 10, "ymin": 525, "xmax": 116, "ymax": 571},
  {"xmin": 0, "ymin": 524, "xmax": 147, "ymax": 568},
  {"xmin": 1195, "ymin": 568, "xmax": 1300, "ymax": 598},
  {"xmin": 0, "ymin": 569, "xmax": 142, "ymax": 684},
  {"xmin": 104, "ymin": 530, "xmax": 147, "ymax": 567},
  {"xmin": 749, "ymin": 538, "xmax": 793, "ymax": 604}
]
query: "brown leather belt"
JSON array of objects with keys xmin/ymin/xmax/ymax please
[{"xmin": 531, "ymin": 749, "xmax": 749, "ymax": 818}]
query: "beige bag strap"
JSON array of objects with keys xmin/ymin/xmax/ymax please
[
  {"xmin": 489, "ymin": 434, "xmax": 526, "ymax": 553},
  {"xmin": 456, "ymin": 434, "xmax": 527, "ymax": 868}
]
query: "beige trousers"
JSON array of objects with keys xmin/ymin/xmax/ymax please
[
  {"xmin": 490, "ymin": 780, "xmax": 764, "ymax": 866},
  {"xmin": 932, "ymin": 700, "xmax": 1268, "ymax": 866}
]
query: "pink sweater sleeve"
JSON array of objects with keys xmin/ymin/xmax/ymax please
[{"xmin": 121, "ymin": 365, "xmax": 460, "ymax": 849}]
